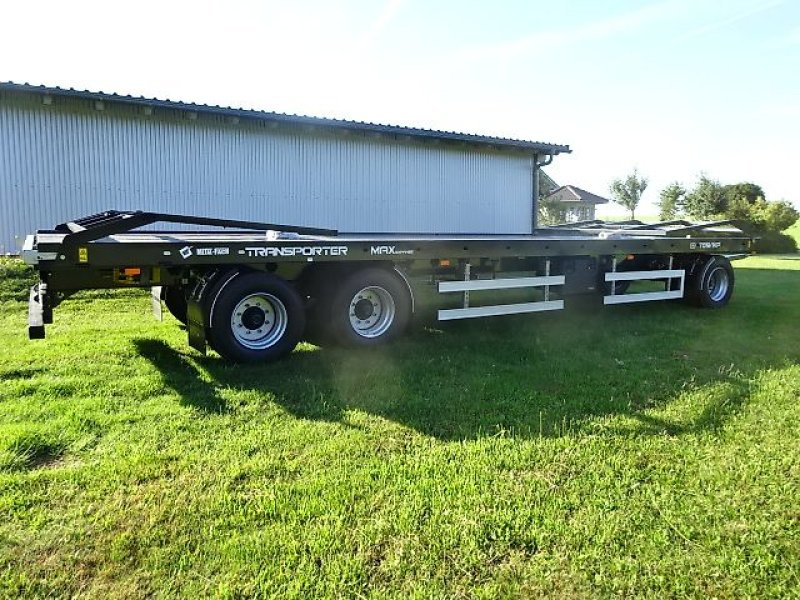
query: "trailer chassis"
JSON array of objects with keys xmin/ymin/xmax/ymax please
[{"xmin": 22, "ymin": 210, "xmax": 752, "ymax": 363}]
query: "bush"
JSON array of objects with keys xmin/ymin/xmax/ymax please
[
  {"xmin": 748, "ymin": 199, "xmax": 799, "ymax": 233},
  {"xmin": 752, "ymin": 231, "xmax": 798, "ymax": 254}
]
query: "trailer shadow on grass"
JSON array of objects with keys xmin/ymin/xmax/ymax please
[
  {"xmin": 134, "ymin": 339, "xmax": 231, "ymax": 414},
  {"xmin": 133, "ymin": 282, "xmax": 800, "ymax": 441}
]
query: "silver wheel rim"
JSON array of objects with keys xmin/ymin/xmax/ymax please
[
  {"xmin": 707, "ymin": 267, "xmax": 730, "ymax": 302},
  {"xmin": 230, "ymin": 293, "xmax": 288, "ymax": 350},
  {"xmin": 348, "ymin": 286, "xmax": 395, "ymax": 338}
]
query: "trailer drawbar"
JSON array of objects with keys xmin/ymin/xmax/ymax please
[{"xmin": 21, "ymin": 210, "xmax": 752, "ymax": 363}]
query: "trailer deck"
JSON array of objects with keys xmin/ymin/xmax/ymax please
[
  {"xmin": 25, "ymin": 218, "xmax": 750, "ymax": 264},
  {"xmin": 22, "ymin": 210, "xmax": 753, "ymax": 363}
]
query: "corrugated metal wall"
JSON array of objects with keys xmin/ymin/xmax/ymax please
[{"xmin": 0, "ymin": 91, "xmax": 534, "ymax": 252}]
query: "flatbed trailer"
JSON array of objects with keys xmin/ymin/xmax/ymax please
[{"xmin": 21, "ymin": 210, "xmax": 752, "ymax": 363}]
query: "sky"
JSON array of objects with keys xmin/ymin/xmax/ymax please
[{"xmin": 1, "ymin": 0, "xmax": 797, "ymax": 217}]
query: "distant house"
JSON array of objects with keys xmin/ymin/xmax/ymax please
[{"xmin": 541, "ymin": 184, "xmax": 610, "ymax": 223}]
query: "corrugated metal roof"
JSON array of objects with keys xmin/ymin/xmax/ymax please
[{"xmin": 0, "ymin": 81, "xmax": 570, "ymax": 155}]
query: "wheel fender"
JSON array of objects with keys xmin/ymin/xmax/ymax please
[
  {"xmin": 392, "ymin": 266, "xmax": 415, "ymax": 314},
  {"xmin": 185, "ymin": 268, "xmax": 244, "ymax": 328},
  {"xmin": 206, "ymin": 270, "xmax": 243, "ymax": 327}
]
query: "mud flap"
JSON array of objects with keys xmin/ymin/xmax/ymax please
[
  {"xmin": 151, "ymin": 286, "xmax": 163, "ymax": 321},
  {"xmin": 186, "ymin": 298, "xmax": 207, "ymax": 354}
]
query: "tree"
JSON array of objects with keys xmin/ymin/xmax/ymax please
[
  {"xmin": 723, "ymin": 182, "xmax": 766, "ymax": 221},
  {"xmin": 609, "ymin": 169, "xmax": 648, "ymax": 219},
  {"xmin": 538, "ymin": 194, "xmax": 566, "ymax": 225},
  {"xmin": 749, "ymin": 199, "xmax": 799, "ymax": 232},
  {"xmin": 725, "ymin": 194, "xmax": 753, "ymax": 221},
  {"xmin": 658, "ymin": 182, "xmax": 685, "ymax": 220},
  {"xmin": 538, "ymin": 171, "xmax": 558, "ymax": 199},
  {"xmin": 683, "ymin": 175, "xmax": 727, "ymax": 220},
  {"xmin": 762, "ymin": 200, "xmax": 799, "ymax": 231},
  {"xmin": 723, "ymin": 182, "xmax": 765, "ymax": 206},
  {"xmin": 679, "ymin": 175, "xmax": 797, "ymax": 239}
]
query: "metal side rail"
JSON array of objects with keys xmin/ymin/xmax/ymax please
[
  {"xmin": 438, "ymin": 261, "xmax": 564, "ymax": 321},
  {"xmin": 603, "ymin": 257, "xmax": 684, "ymax": 305}
]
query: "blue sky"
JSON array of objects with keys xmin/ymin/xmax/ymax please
[{"xmin": 1, "ymin": 0, "xmax": 797, "ymax": 216}]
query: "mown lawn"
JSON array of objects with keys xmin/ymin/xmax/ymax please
[{"xmin": 1, "ymin": 256, "xmax": 798, "ymax": 598}]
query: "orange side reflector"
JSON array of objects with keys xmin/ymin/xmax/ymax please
[
  {"xmin": 439, "ymin": 259, "xmax": 451, "ymax": 267},
  {"xmin": 625, "ymin": 255, "xmax": 636, "ymax": 261},
  {"xmin": 122, "ymin": 267, "xmax": 141, "ymax": 276}
]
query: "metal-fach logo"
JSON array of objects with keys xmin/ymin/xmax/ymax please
[
  {"xmin": 179, "ymin": 246, "xmax": 193, "ymax": 259},
  {"xmin": 196, "ymin": 247, "xmax": 230, "ymax": 256}
]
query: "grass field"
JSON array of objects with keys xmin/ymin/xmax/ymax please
[{"xmin": 1, "ymin": 256, "xmax": 799, "ymax": 598}]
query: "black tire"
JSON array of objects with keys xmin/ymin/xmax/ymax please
[
  {"xmin": 161, "ymin": 286, "xmax": 188, "ymax": 324},
  {"xmin": 684, "ymin": 255, "xmax": 734, "ymax": 308},
  {"xmin": 326, "ymin": 268, "xmax": 412, "ymax": 347},
  {"xmin": 209, "ymin": 272, "xmax": 305, "ymax": 363}
]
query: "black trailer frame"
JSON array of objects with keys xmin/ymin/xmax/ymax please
[{"xmin": 22, "ymin": 210, "xmax": 753, "ymax": 363}]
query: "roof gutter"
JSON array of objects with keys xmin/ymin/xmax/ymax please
[{"xmin": 531, "ymin": 153, "xmax": 555, "ymax": 231}]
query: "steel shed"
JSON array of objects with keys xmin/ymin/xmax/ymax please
[{"xmin": 0, "ymin": 82, "xmax": 569, "ymax": 252}]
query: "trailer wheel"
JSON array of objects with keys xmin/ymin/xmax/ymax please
[
  {"xmin": 329, "ymin": 268, "xmax": 411, "ymax": 346},
  {"xmin": 161, "ymin": 286, "xmax": 188, "ymax": 324},
  {"xmin": 209, "ymin": 272, "xmax": 305, "ymax": 363},
  {"xmin": 685, "ymin": 255, "xmax": 734, "ymax": 308}
]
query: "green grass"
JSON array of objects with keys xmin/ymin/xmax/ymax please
[{"xmin": 1, "ymin": 256, "xmax": 799, "ymax": 598}]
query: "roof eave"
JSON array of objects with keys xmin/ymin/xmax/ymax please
[{"xmin": 0, "ymin": 81, "xmax": 571, "ymax": 155}]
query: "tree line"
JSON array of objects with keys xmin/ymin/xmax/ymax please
[{"xmin": 610, "ymin": 171, "xmax": 798, "ymax": 252}]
